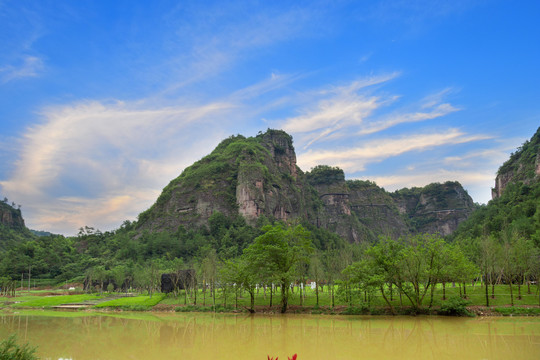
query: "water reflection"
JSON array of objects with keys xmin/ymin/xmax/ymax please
[{"xmin": 1, "ymin": 312, "xmax": 539, "ymax": 360}]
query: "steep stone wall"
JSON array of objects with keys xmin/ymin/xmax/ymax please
[
  {"xmin": 0, "ymin": 202, "xmax": 25, "ymax": 230},
  {"xmin": 391, "ymin": 182, "xmax": 475, "ymax": 236},
  {"xmin": 137, "ymin": 130, "xmax": 475, "ymax": 241},
  {"xmin": 492, "ymin": 127, "xmax": 540, "ymax": 199}
]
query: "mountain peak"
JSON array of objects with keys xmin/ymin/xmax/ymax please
[{"xmin": 136, "ymin": 130, "xmax": 474, "ymax": 242}]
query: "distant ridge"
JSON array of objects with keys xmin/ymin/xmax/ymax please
[
  {"xmin": 452, "ymin": 126, "xmax": 540, "ymax": 242},
  {"xmin": 136, "ymin": 129, "xmax": 475, "ymax": 243}
]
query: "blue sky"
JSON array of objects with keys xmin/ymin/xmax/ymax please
[{"xmin": 0, "ymin": 0, "xmax": 539, "ymax": 235}]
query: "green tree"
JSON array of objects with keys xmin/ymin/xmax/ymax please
[
  {"xmin": 448, "ymin": 245, "xmax": 478, "ymax": 299},
  {"xmin": 243, "ymin": 224, "xmax": 313, "ymax": 313},
  {"xmin": 511, "ymin": 235, "xmax": 536, "ymax": 299},
  {"xmin": 201, "ymin": 249, "xmax": 219, "ymax": 307},
  {"xmin": 111, "ymin": 265, "xmax": 128, "ymax": 292},
  {"xmin": 309, "ymin": 252, "xmax": 325, "ymax": 306},
  {"xmin": 396, "ymin": 234, "xmax": 447, "ymax": 309},
  {"xmin": 365, "ymin": 237, "xmax": 405, "ymax": 313},
  {"xmin": 478, "ymin": 236, "xmax": 500, "ymax": 307}
]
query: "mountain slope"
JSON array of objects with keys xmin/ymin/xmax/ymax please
[
  {"xmin": 0, "ymin": 200, "xmax": 35, "ymax": 250},
  {"xmin": 137, "ymin": 129, "xmax": 475, "ymax": 242},
  {"xmin": 452, "ymin": 127, "xmax": 540, "ymax": 244},
  {"xmin": 492, "ymin": 126, "xmax": 540, "ymax": 199}
]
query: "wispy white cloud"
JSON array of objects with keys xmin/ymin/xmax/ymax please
[
  {"xmin": 0, "ymin": 99, "xmax": 240, "ymax": 234},
  {"xmin": 348, "ymin": 137, "xmax": 517, "ymax": 204},
  {"xmin": 365, "ymin": 170, "xmax": 493, "ymax": 191},
  {"xmin": 279, "ymin": 73, "xmax": 400, "ymax": 148},
  {"xmin": 297, "ymin": 129, "xmax": 491, "ymax": 173},
  {"xmin": 358, "ymin": 102, "xmax": 459, "ymax": 135},
  {"xmin": 0, "ymin": 55, "xmax": 43, "ymax": 83},
  {"xmin": 275, "ymin": 76, "xmax": 464, "ymax": 153},
  {"xmin": 160, "ymin": 3, "xmax": 327, "ymax": 94},
  {"xmin": 364, "ymin": 169, "xmax": 495, "ymax": 204}
]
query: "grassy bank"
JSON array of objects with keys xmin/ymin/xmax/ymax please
[
  {"xmin": 2, "ymin": 283, "xmax": 539, "ymax": 315},
  {"xmin": 94, "ymin": 294, "xmax": 166, "ymax": 310},
  {"xmin": 9, "ymin": 294, "xmax": 103, "ymax": 308}
]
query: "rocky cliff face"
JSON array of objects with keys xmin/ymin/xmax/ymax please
[
  {"xmin": 138, "ymin": 130, "xmax": 315, "ymax": 233},
  {"xmin": 391, "ymin": 182, "xmax": 476, "ymax": 236},
  {"xmin": 492, "ymin": 127, "xmax": 540, "ymax": 199},
  {"xmin": 0, "ymin": 202, "xmax": 25, "ymax": 230},
  {"xmin": 137, "ymin": 130, "xmax": 475, "ymax": 241}
]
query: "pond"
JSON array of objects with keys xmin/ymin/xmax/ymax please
[{"xmin": 1, "ymin": 311, "xmax": 539, "ymax": 360}]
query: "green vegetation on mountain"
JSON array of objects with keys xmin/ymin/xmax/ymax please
[
  {"xmin": 0, "ymin": 199, "xmax": 35, "ymax": 251},
  {"xmin": 452, "ymin": 127, "xmax": 540, "ymax": 245},
  {"xmin": 2, "ymin": 128, "xmax": 539, "ymax": 313},
  {"xmin": 306, "ymin": 165, "xmax": 345, "ymax": 186},
  {"xmin": 498, "ymin": 127, "xmax": 540, "ymax": 179},
  {"xmin": 137, "ymin": 129, "xmax": 473, "ymax": 243}
]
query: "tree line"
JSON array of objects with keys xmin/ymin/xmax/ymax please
[{"xmin": 1, "ymin": 211, "xmax": 539, "ymax": 313}]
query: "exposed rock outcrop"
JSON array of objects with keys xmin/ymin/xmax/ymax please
[
  {"xmin": 0, "ymin": 202, "xmax": 25, "ymax": 230},
  {"xmin": 137, "ymin": 130, "xmax": 475, "ymax": 242},
  {"xmin": 391, "ymin": 182, "xmax": 476, "ymax": 236},
  {"xmin": 492, "ymin": 127, "xmax": 540, "ymax": 199}
]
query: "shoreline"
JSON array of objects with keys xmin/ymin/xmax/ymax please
[{"xmin": 3, "ymin": 303, "xmax": 540, "ymax": 317}]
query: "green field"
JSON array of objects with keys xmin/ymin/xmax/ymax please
[
  {"xmin": 2, "ymin": 283, "xmax": 539, "ymax": 314},
  {"xmin": 94, "ymin": 294, "xmax": 166, "ymax": 310},
  {"xmin": 156, "ymin": 282, "xmax": 540, "ymax": 312},
  {"xmin": 9, "ymin": 294, "xmax": 103, "ymax": 308}
]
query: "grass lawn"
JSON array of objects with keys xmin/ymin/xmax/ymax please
[
  {"xmin": 10, "ymin": 294, "xmax": 103, "ymax": 308},
  {"xmin": 161, "ymin": 283, "xmax": 540, "ymax": 310},
  {"xmin": 4, "ymin": 283, "xmax": 539, "ymax": 313},
  {"xmin": 94, "ymin": 294, "xmax": 166, "ymax": 310}
]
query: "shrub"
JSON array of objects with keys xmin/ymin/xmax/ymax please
[
  {"xmin": 343, "ymin": 305, "xmax": 370, "ymax": 315},
  {"xmin": 438, "ymin": 296, "xmax": 474, "ymax": 317},
  {"xmin": 0, "ymin": 334, "xmax": 38, "ymax": 360}
]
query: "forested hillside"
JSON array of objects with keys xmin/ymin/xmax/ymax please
[
  {"xmin": 0, "ymin": 198, "xmax": 34, "ymax": 251},
  {"xmin": 451, "ymin": 126, "xmax": 540, "ymax": 244},
  {"xmin": 138, "ymin": 129, "xmax": 475, "ymax": 243},
  {"xmin": 1, "ymin": 128, "xmax": 538, "ymax": 313},
  {"xmin": 0, "ymin": 129, "xmax": 477, "ymax": 283}
]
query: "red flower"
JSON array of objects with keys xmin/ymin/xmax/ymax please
[{"xmin": 288, "ymin": 354, "xmax": 297, "ymax": 360}]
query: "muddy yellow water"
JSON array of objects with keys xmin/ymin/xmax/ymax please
[{"xmin": 1, "ymin": 312, "xmax": 540, "ymax": 360}]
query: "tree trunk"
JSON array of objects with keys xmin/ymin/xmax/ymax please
[
  {"xmin": 463, "ymin": 282, "xmax": 467, "ymax": 298},
  {"xmin": 203, "ymin": 284, "xmax": 206, "ymax": 306},
  {"xmin": 538, "ymin": 275, "xmax": 540, "ymax": 306},
  {"xmin": 331, "ymin": 283, "xmax": 335, "ymax": 308},
  {"xmin": 315, "ymin": 282, "xmax": 319, "ymax": 306},
  {"xmin": 212, "ymin": 280, "xmax": 216, "ymax": 308},
  {"xmin": 485, "ymin": 273, "xmax": 490, "ymax": 307},
  {"xmin": 509, "ymin": 280, "xmax": 514, "ymax": 307},
  {"xmin": 429, "ymin": 282, "xmax": 435, "ymax": 308},
  {"xmin": 442, "ymin": 282, "xmax": 446, "ymax": 300},
  {"xmin": 270, "ymin": 285, "xmax": 273, "ymax": 307},
  {"xmin": 249, "ymin": 289, "xmax": 255, "ymax": 313},
  {"xmin": 380, "ymin": 285, "xmax": 395, "ymax": 315},
  {"xmin": 281, "ymin": 281, "xmax": 288, "ymax": 313}
]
